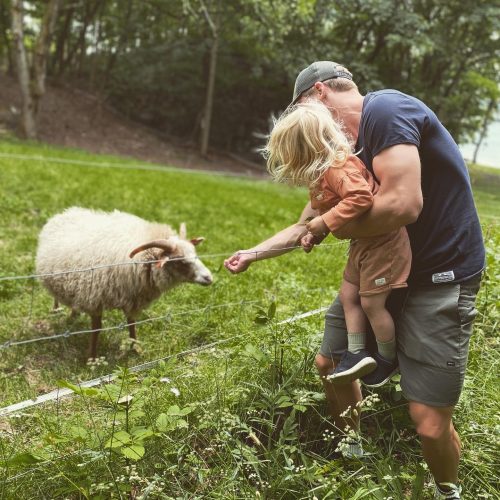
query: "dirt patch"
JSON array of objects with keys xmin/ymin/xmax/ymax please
[{"xmin": 0, "ymin": 74, "xmax": 267, "ymax": 177}]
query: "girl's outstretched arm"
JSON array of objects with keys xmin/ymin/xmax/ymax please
[{"xmin": 224, "ymin": 202, "xmax": 319, "ymax": 274}]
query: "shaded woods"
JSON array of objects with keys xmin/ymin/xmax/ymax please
[{"xmin": 1, "ymin": 0, "xmax": 499, "ymax": 157}]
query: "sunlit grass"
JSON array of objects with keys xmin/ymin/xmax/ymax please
[{"xmin": 0, "ymin": 139, "xmax": 498, "ymax": 499}]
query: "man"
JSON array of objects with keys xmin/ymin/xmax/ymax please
[{"xmin": 224, "ymin": 61, "xmax": 484, "ymax": 500}]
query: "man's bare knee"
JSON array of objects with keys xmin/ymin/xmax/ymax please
[
  {"xmin": 315, "ymin": 353, "xmax": 335, "ymax": 376},
  {"xmin": 415, "ymin": 419, "xmax": 452, "ymax": 441},
  {"xmin": 409, "ymin": 402, "xmax": 454, "ymax": 441}
]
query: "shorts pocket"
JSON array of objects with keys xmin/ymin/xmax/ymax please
[
  {"xmin": 456, "ymin": 280, "xmax": 481, "ymax": 377},
  {"xmin": 397, "ymin": 284, "xmax": 463, "ymax": 371},
  {"xmin": 457, "ymin": 283, "xmax": 480, "ymax": 327}
]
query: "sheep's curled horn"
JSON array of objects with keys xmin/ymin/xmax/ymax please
[
  {"xmin": 129, "ymin": 239, "xmax": 176, "ymax": 268},
  {"xmin": 129, "ymin": 239, "xmax": 176, "ymax": 257}
]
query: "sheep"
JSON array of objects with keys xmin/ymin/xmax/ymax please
[{"xmin": 35, "ymin": 207, "xmax": 213, "ymax": 359}]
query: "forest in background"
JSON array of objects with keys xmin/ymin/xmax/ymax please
[{"xmin": 0, "ymin": 0, "xmax": 499, "ymax": 160}]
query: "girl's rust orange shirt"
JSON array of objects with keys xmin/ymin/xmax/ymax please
[{"xmin": 309, "ymin": 154, "xmax": 379, "ymax": 233}]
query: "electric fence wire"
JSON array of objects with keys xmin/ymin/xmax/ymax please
[
  {"xmin": 0, "ymin": 300, "xmax": 258, "ymax": 350},
  {"xmin": 0, "ymin": 303, "xmax": 331, "ymax": 417},
  {"xmin": 0, "ymin": 152, "xmax": 259, "ymax": 179},
  {"xmin": 3, "ymin": 302, "xmax": 332, "ymax": 482},
  {"xmin": 0, "ymin": 241, "xmax": 348, "ymax": 283},
  {"xmin": 0, "ymin": 239, "xmax": 344, "ymax": 350}
]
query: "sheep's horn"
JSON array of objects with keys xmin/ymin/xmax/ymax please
[
  {"xmin": 129, "ymin": 240, "xmax": 176, "ymax": 258},
  {"xmin": 179, "ymin": 222, "xmax": 187, "ymax": 239}
]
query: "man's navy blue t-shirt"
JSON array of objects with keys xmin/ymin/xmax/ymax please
[{"xmin": 355, "ymin": 90, "xmax": 485, "ymax": 285}]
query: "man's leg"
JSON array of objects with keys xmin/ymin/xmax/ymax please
[
  {"xmin": 315, "ymin": 353, "xmax": 362, "ymax": 431},
  {"xmin": 319, "ymin": 294, "xmax": 368, "ymax": 458},
  {"xmin": 409, "ymin": 402, "xmax": 460, "ymax": 484},
  {"xmin": 396, "ymin": 277, "xmax": 481, "ymax": 496}
]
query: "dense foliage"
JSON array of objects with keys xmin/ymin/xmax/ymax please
[{"xmin": 1, "ymin": 0, "xmax": 499, "ymax": 154}]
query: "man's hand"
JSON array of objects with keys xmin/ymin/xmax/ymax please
[
  {"xmin": 224, "ymin": 251, "xmax": 256, "ymax": 274},
  {"xmin": 305, "ymin": 216, "xmax": 330, "ymax": 238}
]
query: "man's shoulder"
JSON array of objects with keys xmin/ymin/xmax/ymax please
[
  {"xmin": 365, "ymin": 89, "xmax": 427, "ymax": 113},
  {"xmin": 358, "ymin": 90, "xmax": 430, "ymax": 163}
]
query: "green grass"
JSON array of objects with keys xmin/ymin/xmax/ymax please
[
  {"xmin": 468, "ymin": 162, "xmax": 500, "ymax": 220},
  {"xmin": 0, "ymin": 139, "xmax": 498, "ymax": 499}
]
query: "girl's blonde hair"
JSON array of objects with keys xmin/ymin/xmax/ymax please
[{"xmin": 263, "ymin": 101, "xmax": 351, "ymax": 187}]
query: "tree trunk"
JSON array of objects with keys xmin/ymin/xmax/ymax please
[
  {"xmin": 11, "ymin": 0, "xmax": 60, "ymax": 138},
  {"xmin": 89, "ymin": 5, "xmax": 105, "ymax": 92},
  {"xmin": 11, "ymin": 0, "xmax": 36, "ymax": 139},
  {"xmin": 53, "ymin": 5, "xmax": 75, "ymax": 77},
  {"xmin": 199, "ymin": 0, "xmax": 220, "ymax": 157},
  {"xmin": 0, "ymin": 1, "xmax": 13, "ymax": 75},
  {"xmin": 100, "ymin": 0, "xmax": 133, "ymax": 93},
  {"xmin": 200, "ymin": 33, "xmax": 218, "ymax": 157},
  {"xmin": 32, "ymin": 0, "xmax": 61, "ymax": 115},
  {"xmin": 76, "ymin": 0, "xmax": 103, "ymax": 76}
]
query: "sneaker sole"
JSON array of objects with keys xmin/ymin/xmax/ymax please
[
  {"xmin": 361, "ymin": 367, "xmax": 400, "ymax": 388},
  {"xmin": 327, "ymin": 357, "xmax": 377, "ymax": 384}
]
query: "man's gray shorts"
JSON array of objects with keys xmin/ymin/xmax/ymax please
[{"xmin": 319, "ymin": 276, "xmax": 482, "ymax": 407}]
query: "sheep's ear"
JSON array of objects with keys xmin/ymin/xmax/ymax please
[
  {"xmin": 179, "ymin": 222, "xmax": 187, "ymax": 239},
  {"xmin": 155, "ymin": 256, "xmax": 170, "ymax": 269},
  {"xmin": 190, "ymin": 237, "xmax": 205, "ymax": 246}
]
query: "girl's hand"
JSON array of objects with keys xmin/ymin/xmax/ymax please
[
  {"xmin": 306, "ymin": 216, "xmax": 330, "ymax": 238},
  {"xmin": 224, "ymin": 251, "xmax": 255, "ymax": 274},
  {"xmin": 301, "ymin": 233, "xmax": 316, "ymax": 253},
  {"xmin": 301, "ymin": 231, "xmax": 328, "ymax": 253}
]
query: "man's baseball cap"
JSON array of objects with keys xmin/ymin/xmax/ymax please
[{"xmin": 292, "ymin": 61, "xmax": 352, "ymax": 104}]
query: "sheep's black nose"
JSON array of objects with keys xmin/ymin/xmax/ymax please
[{"xmin": 197, "ymin": 274, "xmax": 213, "ymax": 286}]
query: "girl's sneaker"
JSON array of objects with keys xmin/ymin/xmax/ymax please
[
  {"xmin": 342, "ymin": 439, "xmax": 364, "ymax": 459},
  {"xmin": 361, "ymin": 352, "xmax": 399, "ymax": 388},
  {"xmin": 326, "ymin": 350, "xmax": 377, "ymax": 384}
]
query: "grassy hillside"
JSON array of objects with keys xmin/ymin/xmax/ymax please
[
  {"xmin": 467, "ymin": 162, "xmax": 500, "ymax": 219},
  {"xmin": 0, "ymin": 140, "xmax": 498, "ymax": 499}
]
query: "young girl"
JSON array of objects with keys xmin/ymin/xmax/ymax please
[{"xmin": 264, "ymin": 101, "xmax": 411, "ymax": 387}]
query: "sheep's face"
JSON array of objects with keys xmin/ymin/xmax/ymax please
[{"xmin": 153, "ymin": 237, "xmax": 213, "ymax": 288}]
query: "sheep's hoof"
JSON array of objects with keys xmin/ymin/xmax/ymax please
[
  {"xmin": 129, "ymin": 338, "xmax": 143, "ymax": 355},
  {"xmin": 118, "ymin": 337, "xmax": 142, "ymax": 354}
]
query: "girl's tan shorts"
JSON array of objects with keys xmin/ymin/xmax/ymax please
[{"xmin": 343, "ymin": 227, "xmax": 412, "ymax": 296}]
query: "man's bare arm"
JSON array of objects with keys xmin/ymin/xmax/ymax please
[{"xmin": 334, "ymin": 144, "xmax": 423, "ymax": 239}]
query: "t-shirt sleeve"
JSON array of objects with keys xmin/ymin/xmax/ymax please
[
  {"xmin": 320, "ymin": 167, "xmax": 374, "ymax": 232},
  {"xmin": 363, "ymin": 93, "xmax": 428, "ymax": 158}
]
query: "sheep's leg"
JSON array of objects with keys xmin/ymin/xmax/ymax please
[
  {"xmin": 89, "ymin": 315, "xmax": 102, "ymax": 360},
  {"xmin": 127, "ymin": 318, "xmax": 137, "ymax": 340},
  {"xmin": 127, "ymin": 318, "xmax": 137, "ymax": 341},
  {"xmin": 51, "ymin": 299, "xmax": 64, "ymax": 314},
  {"xmin": 126, "ymin": 317, "xmax": 141, "ymax": 353}
]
